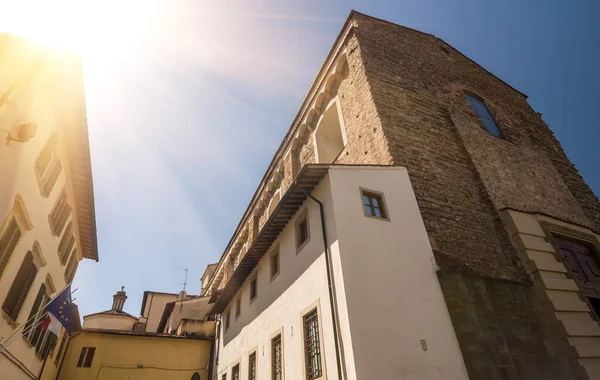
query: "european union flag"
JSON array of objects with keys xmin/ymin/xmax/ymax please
[{"xmin": 44, "ymin": 285, "xmax": 74, "ymax": 335}]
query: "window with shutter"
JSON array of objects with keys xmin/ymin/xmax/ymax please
[
  {"xmin": 64, "ymin": 251, "xmax": 78, "ymax": 284},
  {"xmin": 83, "ymin": 347, "xmax": 95, "ymax": 367},
  {"xmin": 35, "ymin": 133, "xmax": 62, "ymax": 197},
  {"xmin": 38, "ymin": 332, "xmax": 57, "ymax": 359},
  {"xmin": 57, "ymin": 222, "xmax": 75, "ymax": 265},
  {"xmin": 54, "ymin": 333, "xmax": 67, "ymax": 365},
  {"xmin": 3, "ymin": 251, "xmax": 38, "ymax": 321},
  {"xmin": 76, "ymin": 347, "xmax": 97, "ymax": 367},
  {"xmin": 27, "ymin": 285, "xmax": 49, "ymax": 348},
  {"xmin": 49, "ymin": 191, "xmax": 71, "ymax": 236},
  {"xmin": 25, "ymin": 284, "xmax": 47, "ymax": 342},
  {"xmin": 0, "ymin": 217, "xmax": 22, "ymax": 280},
  {"xmin": 77, "ymin": 347, "xmax": 87, "ymax": 367}
]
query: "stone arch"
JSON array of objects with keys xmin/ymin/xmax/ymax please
[{"xmin": 313, "ymin": 97, "xmax": 348, "ymax": 164}]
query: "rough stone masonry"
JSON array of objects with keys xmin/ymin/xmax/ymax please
[{"xmin": 292, "ymin": 12, "xmax": 600, "ymax": 379}]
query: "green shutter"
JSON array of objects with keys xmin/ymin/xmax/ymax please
[
  {"xmin": 2, "ymin": 252, "xmax": 38, "ymax": 321},
  {"xmin": 0, "ymin": 217, "xmax": 22, "ymax": 279}
]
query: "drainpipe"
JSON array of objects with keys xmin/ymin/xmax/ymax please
[
  {"xmin": 292, "ymin": 181, "xmax": 346, "ymax": 380},
  {"xmin": 210, "ymin": 316, "xmax": 221, "ymax": 380}
]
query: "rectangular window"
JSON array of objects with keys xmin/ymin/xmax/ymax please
[
  {"xmin": 54, "ymin": 333, "xmax": 68, "ymax": 365},
  {"xmin": 35, "ymin": 133, "xmax": 62, "ymax": 197},
  {"xmin": 250, "ymin": 277, "xmax": 257, "ymax": 301},
  {"xmin": 303, "ymin": 309, "xmax": 323, "ymax": 379},
  {"xmin": 64, "ymin": 251, "xmax": 78, "ymax": 284},
  {"xmin": 0, "ymin": 217, "xmax": 22, "ymax": 280},
  {"xmin": 361, "ymin": 190, "xmax": 388, "ymax": 220},
  {"xmin": 49, "ymin": 190, "xmax": 71, "ymax": 236},
  {"xmin": 3, "ymin": 251, "xmax": 38, "ymax": 321},
  {"xmin": 235, "ymin": 297, "xmax": 241, "ymax": 318},
  {"xmin": 77, "ymin": 347, "xmax": 95, "ymax": 367},
  {"xmin": 296, "ymin": 213, "xmax": 309, "ymax": 250},
  {"xmin": 248, "ymin": 351, "xmax": 257, "ymax": 380},
  {"xmin": 222, "ymin": 374, "xmax": 227, "ymax": 380},
  {"xmin": 272, "ymin": 334, "xmax": 283, "ymax": 380},
  {"xmin": 224, "ymin": 309, "xmax": 231, "ymax": 330},
  {"xmin": 25, "ymin": 284, "xmax": 48, "ymax": 343},
  {"xmin": 57, "ymin": 222, "xmax": 75, "ymax": 265},
  {"xmin": 39, "ymin": 333, "xmax": 58, "ymax": 359},
  {"xmin": 270, "ymin": 249, "xmax": 280, "ymax": 279},
  {"xmin": 465, "ymin": 94, "xmax": 503, "ymax": 138},
  {"xmin": 232, "ymin": 364, "xmax": 240, "ymax": 380}
]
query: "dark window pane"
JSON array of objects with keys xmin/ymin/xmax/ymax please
[
  {"xmin": 374, "ymin": 207, "xmax": 382, "ymax": 218},
  {"xmin": 248, "ymin": 352, "xmax": 256, "ymax": 380},
  {"xmin": 77, "ymin": 348, "xmax": 87, "ymax": 367},
  {"xmin": 466, "ymin": 95, "xmax": 502, "ymax": 138},
  {"xmin": 272, "ymin": 334, "xmax": 282, "ymax": 380},
  {"xmin": 84, "ymin": 347, "xmax": 95, "ymax": 367},
  {"xmin": 303, "ymin": 309, "xmax": 323, "ymax": 379}
]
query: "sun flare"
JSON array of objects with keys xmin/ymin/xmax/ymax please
[{"xmin": 1, "ymin": 0, "xmax": 157, "ymax": 60}]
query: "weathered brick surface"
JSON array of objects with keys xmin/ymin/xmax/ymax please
[
  {"xmin": 438, "ymin": 270, "xmax": 582, "ymax": 380},
  {"xmin": 208, "ymin": 11, "xmax": 600, "ymax": 379},
  {"xmin": 350, "ymin": 13, "xmax": 599, "ymax": 282}
]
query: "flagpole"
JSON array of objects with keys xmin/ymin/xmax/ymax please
[
  {"xmin": 0, "ymin": 285, "xmax": 76, "ymax": 354},
  {"xmin": 0, "ymin": 314, "xmax": 48, "ymax": 356}
]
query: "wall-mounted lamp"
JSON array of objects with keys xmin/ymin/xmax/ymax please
[{"xmin": 0, "ymin": 122, "xmax": 37, "ymax": 145}]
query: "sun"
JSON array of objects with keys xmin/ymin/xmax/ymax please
[{"xmin": 0, "ymin": 0, "xmax": 155, "ymax": 59}]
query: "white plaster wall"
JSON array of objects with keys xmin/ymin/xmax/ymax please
[
  {"xmin": 328, "ymin": 166, "xmax": 469, "ymax": 380},
  {"xmin": 83, "ymin": 314, "xmax": 137, "ymax": 331},
  {"xmin": 214, "ymin": 166, "xmax": 467, "ymax": 380},
  {"xmin": 0, "ymin": 43, "xmax": 84, "ymax": 379},
  {"xmin": 215, "ymin": 178, "xmax": 339, "ymax": 380}
]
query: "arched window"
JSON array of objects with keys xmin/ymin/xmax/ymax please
[
  {"xmin": 314, "ymin": 100, "xmax": 346, "ymax": 163},
  {"xmin": 465, "ymin": 94, "xmax": 503, "ymax": 138},
  {"xmin": 191, "ymin": 372, "xmax": 201, "ymax": 380}
]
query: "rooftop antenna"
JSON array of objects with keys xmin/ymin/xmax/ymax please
[{"xmin": 182, "ymin": 268, "xmax": 188, "ymax": 292}]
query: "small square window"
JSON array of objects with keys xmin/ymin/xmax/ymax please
[
  {"xmin": 235, "ymin": 297, "xmax": 241, "ymax": 318},
  {"xmin": 250, "ymin": 277, "xmax": 258, "ymax": 301},
  {"xmin": 361, "ymin": 190, "xmax": 388, "ymax": 220},
  {"xmin": 270, "ymin": 249, "xmax": 280, "ymax": 280},
  {"xmin": 296, "ymin": 212, "xmax": 310, "ymax": 251}
]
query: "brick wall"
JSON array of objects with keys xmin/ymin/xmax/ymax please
[
  {"xmin": 438, "ymin": 269, "xmax": 582, "ymax": 379},
  {"xmin": 350, "ymin": 13, "xmax": 599, "ymax": 283}
]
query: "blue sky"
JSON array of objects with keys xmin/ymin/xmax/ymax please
[{"xmin": 56, "ymin": 0, "xmax": 599, "ymax": 317}]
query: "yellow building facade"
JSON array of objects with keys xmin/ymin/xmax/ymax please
[
  {"xmin": 53, "ymin": 330, "xmax": 211, "ymax": 380},
  {"xmin": 40, "ymin": 288, "xmax": 214, "ymax": 380},
  {"xmin": 0, "ymin": 34, "xmax": 97, "ymax": 380}
]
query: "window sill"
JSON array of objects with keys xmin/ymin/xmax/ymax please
[
  {"xmin": 296, "ymin": 239, "xmax": 310, "ymax": 255},
  {"xmin": 363, "ymin": 214, "xmax": 391, "ymax": 223},
  {"xmin": 249, "ymin": 296, "xmax": 257, "ymax": 306},
  {"xmin": 270, "ymin": 272, "xmax": 280, "ymax": 283},
  {"xmin": 1, "ymin": 311, "xmax": 18, "ymax": 328},
  {"xmin": 21, "ymin": 335, "xmax": 34, "ymax": 348}
]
